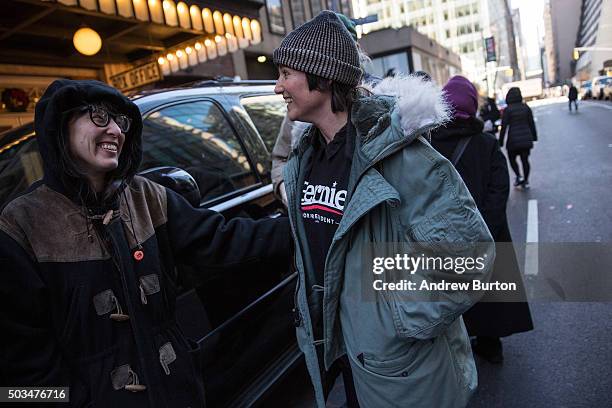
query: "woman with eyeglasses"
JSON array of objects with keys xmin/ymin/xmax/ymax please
[{"xmin": 0, "ymin": 79, "xmax": 290, "ymax": 407}]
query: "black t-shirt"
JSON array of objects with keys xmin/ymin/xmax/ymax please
[{"xmin": 301, "ymin": 122, "xmax": 354, "ymax": 286}]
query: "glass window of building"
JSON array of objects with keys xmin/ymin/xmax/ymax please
[
  {"xmin": 369, "ymin": 52, "xmax": 410, "ymax": 78},
  {"xmin": 290, "ymin": 0, "xmax": 306, "ymax": 28},
  {"xmin": 339, "ymin": 0, "xmax": 352, "ymax": 15},
  {"xmin": 310, "ymin": 0, "xmax": 327, "ymax": 16},
  {"xmin": 266, "ymin": 0, "xmax": 286, "ymax": 35}
]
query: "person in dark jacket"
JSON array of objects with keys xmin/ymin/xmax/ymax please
[
  {"xmin": 499, "ymin": 87, "xmax": 538, "ymax": 189},
  {"xmin": 568, "ymin": 84, "xmax": 578, "ymax": 112},
  {"xmin": 479, "ymin": 96, "xmax": 501, "ymax": 133},
  {"xmin": 431, "ymin": 76, "xmax": 533, "ymax": 364},
  {"xmin": 0, "ymin": 79, "xmax": 290, "ymax": 407}
]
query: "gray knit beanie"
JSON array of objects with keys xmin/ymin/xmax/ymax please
[{"xmin": 273, "ymin": 11, "xmax": 362, "ymax": 86}]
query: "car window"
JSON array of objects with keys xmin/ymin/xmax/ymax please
[
  {"xmin": 0, "ymin": 133, "xmax": 42, "ymax": 208},
  {"xmin": 141, "ymin": 101, "xmax": 257, "ymax": 204},
  {"xmin": 240, "ymin": 94, "xmax": 287, "ymax": 152}
]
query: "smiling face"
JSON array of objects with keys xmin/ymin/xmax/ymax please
[
  {"xmin": 274, "ymin": 66, "xmax": 331, "ymax": 123},
  {"xmin": 67, "ymin": 106, "xmax": 125, "ymax": 189}
]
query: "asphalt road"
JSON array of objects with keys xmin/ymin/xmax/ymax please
[
  {"xmin": 263, "ymin": 98, "xmax": 612, "ymax": 408},
  {"xmin": 469, "ymin": 98, "xmax": 612, "ymax": 408}
]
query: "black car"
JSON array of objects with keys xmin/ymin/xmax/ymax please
[{"xmin": 0, "ymin": 80, "xmax": 300, "ymax": 407}]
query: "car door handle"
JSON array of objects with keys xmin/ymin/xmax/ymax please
[{"xmin": 266, "ymin": 211, "xmax": 283, "ymax": 219}]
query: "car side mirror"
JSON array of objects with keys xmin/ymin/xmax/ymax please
[{"xmin": 139, "ymin": 166, "xmax": 201, "ymax": 207}]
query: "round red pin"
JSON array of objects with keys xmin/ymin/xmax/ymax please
[{"xmin": 133, "ymin": 250, "xmax": 144, "ymax": 261}]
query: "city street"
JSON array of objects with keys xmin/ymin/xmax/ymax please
[
  {"xmin": 265, "ymin": 98, "xmax": 612, "ymax": 407},
  {"xmin": 470, "ymin": 98, "xmax": 612, "ymax": 407},
  {"xmin": 1, "ymin": 1, "xmax": 610, "ymax": 406}
]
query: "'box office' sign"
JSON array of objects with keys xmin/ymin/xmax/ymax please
[{"xmin": 110, "ymin": 62, "xmax": 162, "ymax": 92}]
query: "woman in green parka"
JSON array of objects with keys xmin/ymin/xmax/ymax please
[{"xmin": 273, "ymin": 11, "xmax": 496, "ymax": 408}]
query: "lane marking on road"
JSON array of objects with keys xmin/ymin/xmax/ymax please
[{"xmin": 525, "ymin": 199, "xmax": 539, "ymax": 276}]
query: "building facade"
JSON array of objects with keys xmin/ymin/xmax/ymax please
[
  {"xmin": 542, "ymin": 0, "xmax": 581, "ymax": 85},
  {"xmin": 352, "ymin": 0, "xmax": 519, "ymax": 92},
  {"xmin": 511, "ymin": 8, "xmax": 528, "ymax": 81},
  {"xmin": 0, "ymin": 0, "xmax": 265, "ymax": 130},
  {"xmin": 358, "ymin": 25, "xmax": 462, "ymax": 85},
  {"xmin": 574, "ymin": 0, "xmax": 612, "ymax": 80},
  {"xmin": 231, "ymin": 0, "xmax": 354, "ymax": 81}
]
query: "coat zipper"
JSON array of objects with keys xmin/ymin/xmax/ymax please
[{"xmin": 292, "ymin": 256, "xmax": 302, "ymax": 327}]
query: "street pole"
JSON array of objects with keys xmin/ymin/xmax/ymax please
[{"xmin": 483, "ymin": 36, "xmax": 498, "ymax": 97}]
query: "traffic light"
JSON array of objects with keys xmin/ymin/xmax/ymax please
[{"xmin": 573, "ymin": 49, "xmax": 580, "ymax": 60}]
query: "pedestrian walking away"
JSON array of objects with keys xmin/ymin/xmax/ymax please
[
  {"xmin": 568, "ymin": 84, "xmax": 579, "ymax": 112},
  {"xmin": 273, "ymin": 11, "xmax": 495, "ymax": 408},
  {"xmin": 431, "ymin": 76, "xmax": 533, "ymax": 365},
  {"xmin": 0, "ymin": 79, "xmax": 291, "ymax": 407},
  {"xmin": 499, "ymin": 87, "xmax": 538, "ymax": 189}
]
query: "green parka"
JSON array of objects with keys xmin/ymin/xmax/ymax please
[{"xmin": 284, "ymin": 76, "xmax": 495, "ymax": 407}]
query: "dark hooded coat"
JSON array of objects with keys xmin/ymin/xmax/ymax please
[
  {"xmin": 479, "ymin": 97, "xmax": 501, "ymax": 124},
  {"xmin": 431, "ymin": 117, "xmax": 534, "ymax": 337},
  {"xmin": 0, "ymin": 80, "xmax": 290, "ymax": 407},
  {"xmin": 499, "ymin": 87, "xmax": 538, "ymax": 152}
]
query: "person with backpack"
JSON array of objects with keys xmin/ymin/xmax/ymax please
[
  {"xmin": 499, "ymin": 87, "xmax": 538, "ymax": 189},
  {"xmin": 431, "ymin": 76, "xmax": 533, "ymax": 364}
]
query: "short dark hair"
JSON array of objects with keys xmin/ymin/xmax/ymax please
[{"xmin": 305, "ymin": 73, "xmax": 357, "ymax": 113}]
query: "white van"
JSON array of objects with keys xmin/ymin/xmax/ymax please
[{"xmin": 591, "ymin": 76, "xmax": 612, "ymax": 100}]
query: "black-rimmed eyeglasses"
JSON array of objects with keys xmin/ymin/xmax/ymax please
[{"xmin": 66, "ymin": 105, "xmax": 132, "ymax": 133}]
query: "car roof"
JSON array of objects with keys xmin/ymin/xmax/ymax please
[
  {"xmin": 0, "ymin": 80, "xmax": 279, "ymax": 145},
  {"xmin": 130, "ymin": 80, "xmax": 277, "ymax": 112}
]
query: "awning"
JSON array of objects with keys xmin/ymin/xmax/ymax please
[{"xmin": 0, "ymin": 0, "xmax": 263, "ymax": 72}]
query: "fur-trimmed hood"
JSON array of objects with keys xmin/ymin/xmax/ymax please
[{"xmin": 357, "ymin": 74, "xmax": 451, "ymax": 143}]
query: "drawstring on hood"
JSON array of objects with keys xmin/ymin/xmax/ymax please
[{"xmin": 123, "ymin": 189, "xmax": 144, "ymax": 261}]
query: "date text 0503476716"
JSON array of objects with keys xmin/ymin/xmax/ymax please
[{"xmin": 0, "ymin": 387, "xmax": 69, "ymax": 402}]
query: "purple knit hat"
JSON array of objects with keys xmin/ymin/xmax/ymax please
[{"xmin": 443, "ymin": 75, "xmax": 478, "ymax": 119}]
